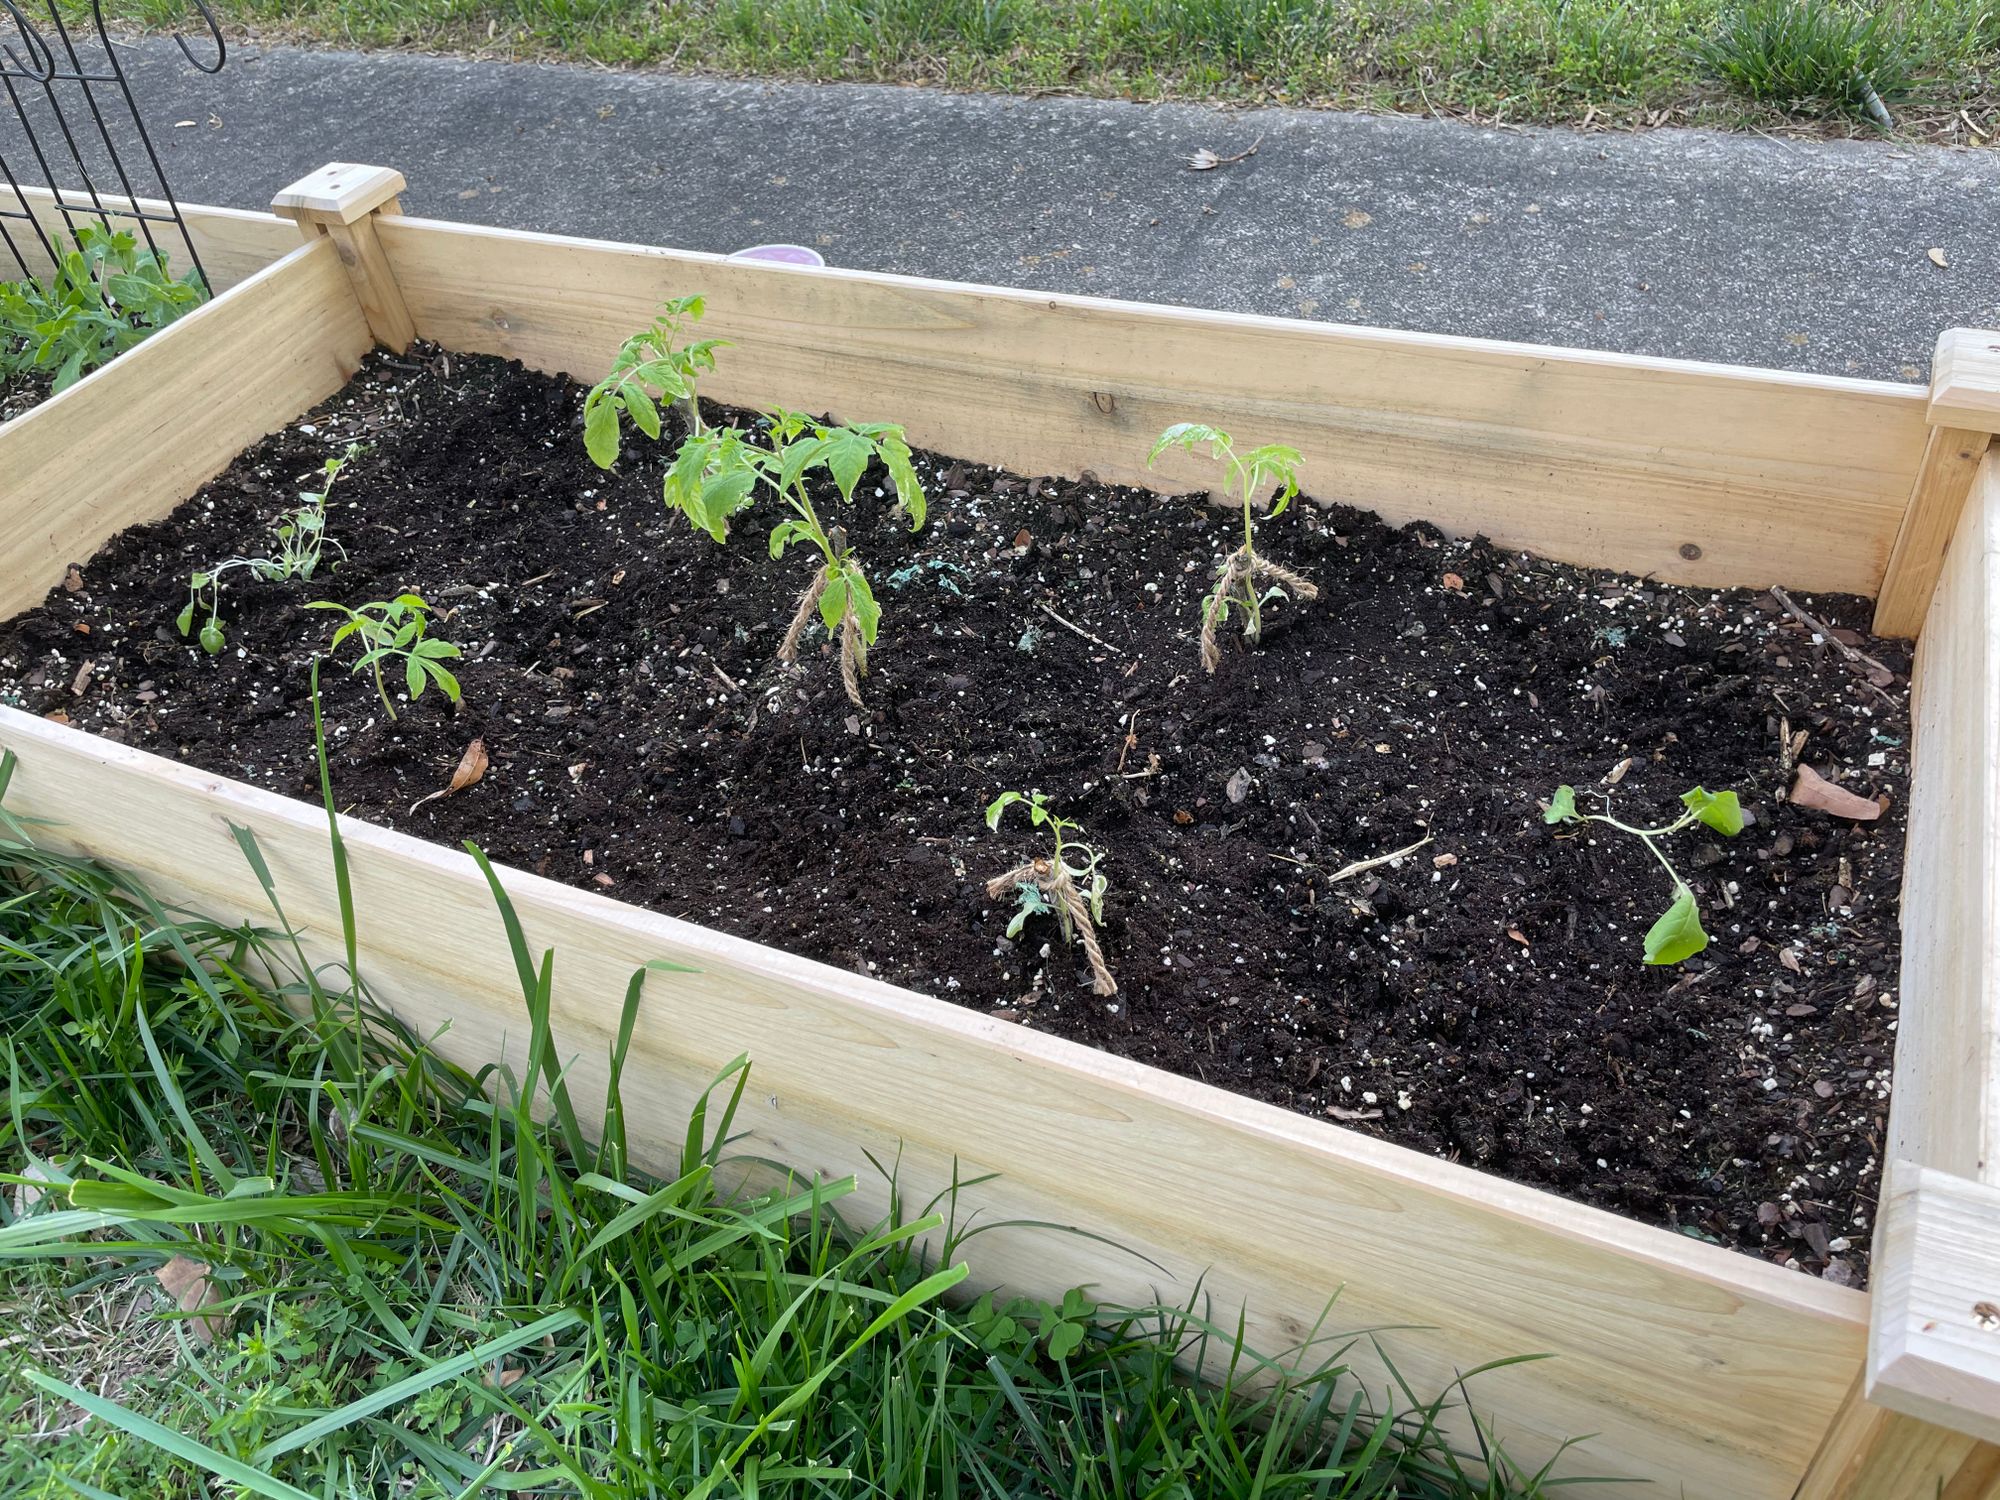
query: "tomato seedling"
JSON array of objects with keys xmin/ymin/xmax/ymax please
[
  {"xmin": 1149, "ymin": 422, "xmax": 1319, "ymax": 672},
  {"xmin": 179, "ymin": 446, "xmax": 357, "ymax": 654},
  {"xmin": 311, "ymin": 593, "xmax": 462, "ymax": 720},
  {"xmin": 984, "ymin": 790, "xmax": 1117, "ymax": 996}
]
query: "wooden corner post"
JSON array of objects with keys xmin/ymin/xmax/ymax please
[
  {"xmin": 1873, "ymin": 329, "xmax": 2000, "ymax": 638},
  {"xmin": 272, "ymin": 163, "xmax": 417, "ymax": 354}
]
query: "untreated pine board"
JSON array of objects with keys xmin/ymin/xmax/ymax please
[
  {"xmin": 0, "ymin": 236, "xmax": 373, "ymax": 619},
  {"xmin": 1886, "ymin": 449, "xmax": 2000, "ymax": 1183},
  {"xmin": 0, "ymin": 186, "xmax": 301, "ymax": 292},
  {"xmin": 1874, "ymin": 426, "xmax": 1995, "ymax": 638},
  {"xmin": 375, "ymin": 214, "xmax": 1930, "ymax": 599},
  {"xmin": 0, "ymin": 710, "xmax": 1865, "ymax": 1499},
  {"xmin": 1870, "ymin": 1164, "xmax": 2000, "ymax": 1444},
  {"xmin": 1795, "ymin": 1377, "xmax": 2000, "ymax": 1500}
]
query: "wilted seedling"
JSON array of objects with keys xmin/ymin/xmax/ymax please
[
  {"xmin": 984, "ymin": 790, "xmax": 1116, "ymax": 997},
  {"xmin": 582, "ymin": 295, "xmax": 726, "ymax": 469},
  {"xmin": 1149, "ymin": 422, "xmax": 1319, "ymax": 672},
  {"xmin": 1544, "ymin": 783, "xmax": 1745, "ymax": 965},
  {"xmin": 763, "ymin": 408, "xmax": 927, "ymax": 708},
  {"xmin": 178, "ymin": 446, "xmax": 358, "ymax": 654},
  {"xmin": 310, "ymin": 592, "xmax": 462, "ymax": 720}
]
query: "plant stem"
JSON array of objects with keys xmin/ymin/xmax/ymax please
[{"xmin": 372, "ymin": 660, "xmax": 397, "ymax": 721}]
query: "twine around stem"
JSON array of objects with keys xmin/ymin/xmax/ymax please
[
  {"xmin": 778, "ymin": 565, "xmax": 830, "ymax": 663},
  {"xmin": 984, "ymin": 857, "xmax": 1118, "ymax": 997}
]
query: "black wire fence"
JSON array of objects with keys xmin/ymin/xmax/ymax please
[{"xmin": 0, "ymin": 0, "xmax": 223, "ymax": 288}]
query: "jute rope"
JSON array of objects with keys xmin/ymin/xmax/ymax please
[
  {"xmin": 838, "ymin": 607, "xmax": 867, "ymax": 709},
  {"xmin": 985, "ymin": 857, "xmax": 1118, "ymax": 997},
  {"xmin": 1198, "ymin": 545, "xmax": 1319, "ymax": 673},
  {"xmin": 779, "ymin": 565, "xmax": 830, "ymax": 662}
]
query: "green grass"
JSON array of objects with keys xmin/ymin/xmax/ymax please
[
  {"xmin": 0, "ymin": 743, "xmax": 1579, "ymax": 1497},
  {"xmin": 98, "ymin": 0, "xmax": 2000, "ymax": 131}
]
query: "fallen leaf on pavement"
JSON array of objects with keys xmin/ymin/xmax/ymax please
[
  {"xmin": 1789, "ymin": 763, "xmax": 1881, "ymax": 821},
  {"xmin": 1928, "ymin": 247, "xmax": 1950, "ymax": 268}
]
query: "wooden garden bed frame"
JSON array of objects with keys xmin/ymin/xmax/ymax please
[{"xmin": 3, "ymin": 164, "xmax": 1998, "ymax": 1499}]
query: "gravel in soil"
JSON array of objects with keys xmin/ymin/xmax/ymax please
[{"xmin": 0, "ymin": 347, "xmax": 1912, "ymax": 1284}]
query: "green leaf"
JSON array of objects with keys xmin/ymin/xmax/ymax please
[
  {"xmin": 427, "ymin": 663, "xmax": 462, "ymax": 702},
  {"xmin": 768, "ymin": 518, "xmax": 808, "ymax": 559},
  {"xmin": 1046, "ymin": 1319, "xmax": 1086, "ymax": 1361},
  {"xmin": 175, "ymin": 601, "xmax": 195, "ymax": 636},
  {"xmin": 882, "ymin": 437, "xmax": 926, "ymax": 531},
  {"xmin": 821, "ymin": 426, "xmax": 874, "ymax": 502},
  {"xmin": 405, "ymin": 654, "xmax": 426, "ymax": 699},
  {"xmin": 986, "ymin": 791, "xmax": 1024, "ymax": 830},
  {"xmin": 583, "ymin": 394, "xmax": 621, "ymax": 469},
  {"xmin": 846, "ymin": 568, "xmax": 881, "ymax": 645},
  {"xmin": 1681, "ymin": 786, "xmax": 1744, "ymax": 837},
  {"xmin": 199, "ymin": 619, "xmax": 225, "ymax": 655},
  {"xmin": 21, "ymin": 1372, "xmax": 318, "ymax": 1500},
  {"xmin": 818, "ymin": 575, "xmax": 849, "ymax": 632},
  {"xmin": 1643, "ymin": 887, "xmax": 1707, "ymax": 966},
  {"xmin": 1543, "ymin": 785, "xmax": 1579, "ymax": 825},
  {"xmin": 623, "ymin": 383, "xmax": 662, "ymax": 440},
  {"xmin": 1148, "ymin": 421, "xmax": 1226, "ymax": 465}
]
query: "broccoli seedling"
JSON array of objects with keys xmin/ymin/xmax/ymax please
[
  {"xmin": 984, "ymin": 791, "xmax": 1117, "ymax": 997},
  {"xmin": 762, "ymin": 408, "xmax": 926, "ymax": 709},
  {"xmin": 1543, "ymin": 784, "xmax": 1745, "ymax": 965},
  {"xmin": 582, "ymin": 295, "xmax": 726, "ymax": 467},
  {"xmin": 1149, "ymin": 422, "xmax": 1319, "ymax": 673},
  {"xmin": 310, "ymin": 593, "xmax": 462, "ymax": 720},
  {"xmin": 178, "ymin": 446, "xmax": 357, "ymax": 654}
]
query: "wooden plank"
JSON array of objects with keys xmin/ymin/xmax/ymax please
[
  {"xmin": 0, "ymin": 185, "xmax": 298, "ymax": 291},
  {"xmin": 0, "ymin": 707, "xmax": 1866, "ymax": 1499},
  {"xmin": 1885, "ymin": 450, "xmax": 2000, "ymax": 1183},
  {"xmin": 375, "ymin": 214, "xmax": 1931, "ymax": 599},
  {"xmin": 1868, "ymin": 452, "xmax": 2000, "ymax": 1452},
  {"xmin": 270, "ymin": 163, "xmax": 406, "ymax": 224},
  {"xmin": 0, "ymin": 236, "xmax": 373, "ymax": 619},
  {"xmin": 1934, "ymin": 331, "xmax": 2000, "ymax": 435},
  {"xmin": 1874, "ymin": 427, "xmax": 1994, "ymax": 638},
  {"xmin": 1795, "ymin": 1377, "xmax": 2000, "ymax": 1500},
  {"xmin": 1870, "ymin": 1164, "xmax": 2000, "ymax": 1444},
  {"xmin": 272, "ymin": 167, "xmax": 417, "ymax": 353}
]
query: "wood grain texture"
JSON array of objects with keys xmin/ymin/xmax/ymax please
[
  {"xmin": 1795, "ymin": 1377, "xmax": 2000, "ymax": 1500},
  {"xmin": 0, "ymin": 707, "xmax": 1866, "ymax": 1499},
  {"xmin": 0, "ymin": 186, "xmax": 300, "ymax": 291},
  {"xmin": 1870, "ymin": 1163, "xmax": 2000, "ymax": 1444},
  {"xmin": 373, "ymin": 214, "xmax": 1931, "ymax": 598},
  {"xmin": 271, "ymin": 163, "xmax": 407, "ymax": 224},
  {"xmin": 0, "ymin": 237, "xmax": 373, "ymax": 618},
  {"xmin": 1933, "ymin": 331, "xmax": 2000, "ymax": 436},
  {"xmin": 1875, "ymin": 428, "xmax": 1996, "ymax": 638},
  {"xmin": 1886, "ymin": 451, "xmax": 2000, "ymax": 1183}
]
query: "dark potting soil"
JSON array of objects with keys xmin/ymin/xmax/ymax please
[
  {"xmin": 0, "ymin": 370, "xmax": 51, "ymax": 425},
  {"xmin": 0, "ymin": 348, "xmax": 1910, "ymax": 1284}
]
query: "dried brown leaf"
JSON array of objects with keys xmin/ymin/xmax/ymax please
[
  {"xmin": 412, "ymin": 739, "xmax": 488, "ymax": 812},
  {"xmin": 155, "ymin": 1255, "xmax": 227, "ymax": 1343},
  {"xmin": 1789, "ymin": 763, "xmax": 1882, "ymax": 822}
]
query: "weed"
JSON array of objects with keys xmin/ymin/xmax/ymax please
[
  {"xmin": 309, "ymin": 592, "xmax": 462, "ymax": 719},
  {"xmin": 1699, "ymin": 0, "xmax": 1909, "ymax": 123},
  {"xmin": 0, "ymin": 742, "xmax": 1579, "ymax": 1498},
  {"xmin": 177, "ymin": 446, "xmax": 357, "ymax": 653},
  {"xmin": 1544, "ymin": 782, "xmax": 1745, "ymax": 964},
  {"xmin": 0, "ymin": 224, "xmax": 206, "ymax": 394},
  {"xmin": 984, "ymin": 789, "xmax": 1117, "ymax": 995},
  {"xmin": 1151, "ymin": 421, "xmax": 1319, "ymax": 672}
]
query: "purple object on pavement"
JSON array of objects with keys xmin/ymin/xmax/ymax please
[{"xmin": 726, "ymin": 243, "xmax": 826, "ymax": 267}]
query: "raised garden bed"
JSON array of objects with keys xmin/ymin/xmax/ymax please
[
  {"xmin": 3, "ymin": 166, "xmax": 1999, "ymax": 1500},
  {"xmin": 0, "ymin": 342, "xmax": 1917, "ymax": 1283}
]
